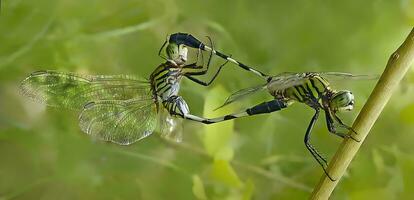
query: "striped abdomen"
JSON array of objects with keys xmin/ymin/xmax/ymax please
[{"xmin": 283, "ymin": 76, "xmax": 330, "ymax": 104}]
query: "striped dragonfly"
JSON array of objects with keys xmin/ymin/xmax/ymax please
[
  {"xmin": 164, "ymin": 33, "xmax": 374, "ymax": 180},
  {"xmin": 20, "ymin": 36, "xmax": 231, "ymax": 145}
]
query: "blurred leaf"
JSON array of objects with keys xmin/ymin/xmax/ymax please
[
  {"xmin": 192, "ymin": 175, "xmax": 208, "ymax": 200},
  {"xmin": 372, "ymin": 148, "xmax": 385, "ymax": 172},
  {"xmin": 202, "ymin": 85, "xmax": 235, "ymax": 160},
  {"xmin": 210, "ymin": 159, "xmax": 242, "ymax": 188},
  {"xmin": 399, "ymin": 155, "xmax": 414, "ymax": 199},
  {"xmin": 401, "ymin": 0, "xmax": 414, "ymax": 24},
  {"xmin": 350, "ymin": 188, "xmax": 395, "ymax": 200},
  {"xmin": 399, "ymin": 103, "xmax": 414, "ymax": 124},
  {"xmin": 242, "ymin": 179, "xmax": 255, "ymax": 200},
  {"xmin": 90, "ymin": 20, "xmax": 159, "ymax": 40},
  {"xmin": 385, "ymin": 166, "xmax": 404, "ymax": 196}
]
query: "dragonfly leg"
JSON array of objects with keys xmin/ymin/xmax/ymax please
[
  {"xmin": 158, "ymin": 37, "xmax": 168, "ymax": 61},
  {"xmin": 325, "ymin": 112, "xmax": 347, "ymax": 138},
  {"xmin": 182, "ymin": 37, "xmax": 229, "ymax": 86},
  {"xmin": 305, "ymin": 109, "xmax": 336, "ymax": 181},
  {"xmin": 184, "ymin": 60, "xmax": 229, "ymax": 86},
  {"xmin": 332, "ymin": 113, "xmax": 360, "ymax": 142},
  {"xmin": 182, "ymin": 37, "xmax": 215, "ymax": 72},
  {"xmin": 204, "ymin": 36, "xmax": 213, "ymax": 67}
]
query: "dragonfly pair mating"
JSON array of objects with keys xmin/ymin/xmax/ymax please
[{"xmin": 21, "ymin": 32, "xmax": 366, "ymax": 181}]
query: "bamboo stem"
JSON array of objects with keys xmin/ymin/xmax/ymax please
[{"xmin": 310, "ymin": 27, "xmax": 414, "ymax": 199}]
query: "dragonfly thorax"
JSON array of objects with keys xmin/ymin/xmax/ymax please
[{"xmin": 150, "ymin": 64, "xmax": 183, "ymax": 101}]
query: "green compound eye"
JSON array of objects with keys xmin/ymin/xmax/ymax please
[
  {"xmin": 330, "ymin": 90, "xmax": 355, "ymax": 111},
  {"xmin": 166, "ymin": 43, "xmax": 179, "ymax": 61}
]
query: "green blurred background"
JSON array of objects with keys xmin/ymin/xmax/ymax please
[{"xmin": 1, "ymin": 0, "xmax": 414, "ymax": 199}]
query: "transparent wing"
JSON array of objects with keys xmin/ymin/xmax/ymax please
[
  {"xmin": 217, "ymin": 72, "xmax": 304, "ymax": 109},
  {"xmin": 78, "ymin": 98, "xmax": 158, "ymax": 145},
  {"xmin": 266, "ymin": 71, "xmax": 378, "ymax": 91},
  {"xmin": 157, "ymin": 108, "xmax": 183, "ymax": 143},
  {"xmin": 318, "ymin": 72, "xmax": 379, "ymax": 81},
  {"xmin": 217, "ymin": 84, "xmax": 267, "ymax": 109},
  {"xmin": 20, "ymin": 70, "xmax": 150, "ymax": 109},
  {"xmin": 266, "ymin": 72, "xmax": 310, "ymax": 91}
]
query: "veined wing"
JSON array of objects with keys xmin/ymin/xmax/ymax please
[
  {"xmin": 216, "ymin": 84, "xmax": 267, "ymax": 109},
  {"xmin": 79, "ymin": 98, "xmax": 158, "ymax": 145},
  {"xmin": 266, "ymin": 72, "xmax": 310, "ymax": 91},
  {"xmin": 318, "ymin": 72, "xmax": 379, "ymax": 81},
  {"xmin": 218, "ymin": 72, "xmax": 310, "ymax": 109},
  {"xmin": 266, "ymin": 71, "xmax": 378, "ymax": 91},
  {"xmin": 20, "ymin": 70, "xmax": 151, "ymax": 109}
]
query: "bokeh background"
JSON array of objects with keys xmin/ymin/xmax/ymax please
[{"xmin": 1, "ymin": 0, "xmax": 414, "ymax": 199}]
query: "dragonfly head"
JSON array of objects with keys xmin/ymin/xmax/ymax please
[
  {"xmin": 330, "ymin": 90, "xmax": 355, "ymax": 112},
  {"xmin": 166, "ymin": 43, "xmax": 188, "ymax": 66}
]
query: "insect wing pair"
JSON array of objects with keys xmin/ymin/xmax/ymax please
[{"xmin": 20, "ymin": 70, "xmax": 183, "ymax": 145}]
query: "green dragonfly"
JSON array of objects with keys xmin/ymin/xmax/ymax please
[
  {"xmin": 20, "ymin": 35, "xmax": 233, "ymax": 145},
  {"xmin": 165, "ymin": 33, "xmax": 376, "ymax": 180}
]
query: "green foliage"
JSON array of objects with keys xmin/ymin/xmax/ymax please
[
  {"xmin": 1, "ymin": 0, "xmax": 414, "ymax": 199},
  {"xmin": 202, "ymin": 86, "xmax": 235, "ymax": 160},
  {"xmin": 192, "ymin": 175, "xmax": 208, "ymax": 200}
]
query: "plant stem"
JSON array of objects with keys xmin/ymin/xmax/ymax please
[{"xmin": 310, "ymin": 27, "xmax": 414, "ymax": 199}]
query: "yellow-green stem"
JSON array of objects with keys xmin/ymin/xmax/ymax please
[{"xmin": 310, "ymin": 27, "xmax": 414, "ymax": 199}]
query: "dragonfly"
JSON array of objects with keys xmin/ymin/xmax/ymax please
[
  {"xmin": 20, "ymin": 36, "xmax": 234, "ymax": 145},
  {"xmin": 189, "ymin": 71, "xmax": 372, "ymax": 181}
]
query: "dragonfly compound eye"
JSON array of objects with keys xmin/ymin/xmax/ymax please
[
  {"xmin": 330, "ymin": 90, "xmax": 355, "ymax": 111},
  {"xmin": 166, "ymin": 43, "xmax": 179, "ymax": 60}
]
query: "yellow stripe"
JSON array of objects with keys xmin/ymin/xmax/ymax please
[
  {"xmin": 313, "ymin": 76, "xmax": 329, "ymax": 93},
  {"xmin": 293, "ymin": 87, "xmax": 305, "ymax": 102},
  {"xmin": 306, "ymin": 80, "xmax": 319, "ymax": 98}
]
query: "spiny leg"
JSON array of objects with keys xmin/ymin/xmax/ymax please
[
  {"xmin": 332, "ymin": 113, "xmax": 361, "ymax": 142},
  {"xmin": 332, "ymin": 113, "xmax": 358, "ymax": 134},
  {"xmin": 183, "ymin": 37, "xmax": 230, "ymax": 86},
  {"xmin": 185, "ymin": 60, "xmax": 229, "ymax": 86},
  {"xmin": 168, "ymin": 32, "xmax": 269, "ymax": 80},
  {"xmin": 158, "ymin": 37, "xmax": 168, "ymax": 61},
  {"xmin": 325, "ymin": 111, "xmax": 347, "ymax": 138},
  {"xmin": 305, "ymin": 110, "xmax": 327, "ymax": 164},
  {"xmin": 305, "ymin": 109, "xmax": 336, "ymax": 181},
  {"xmin": 204, "ymin": 36, "xmax": 214, "ymax": 67},
  {"xmin": 182, "ymin": 36, "xmax": 214, "ymax": 70}
]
